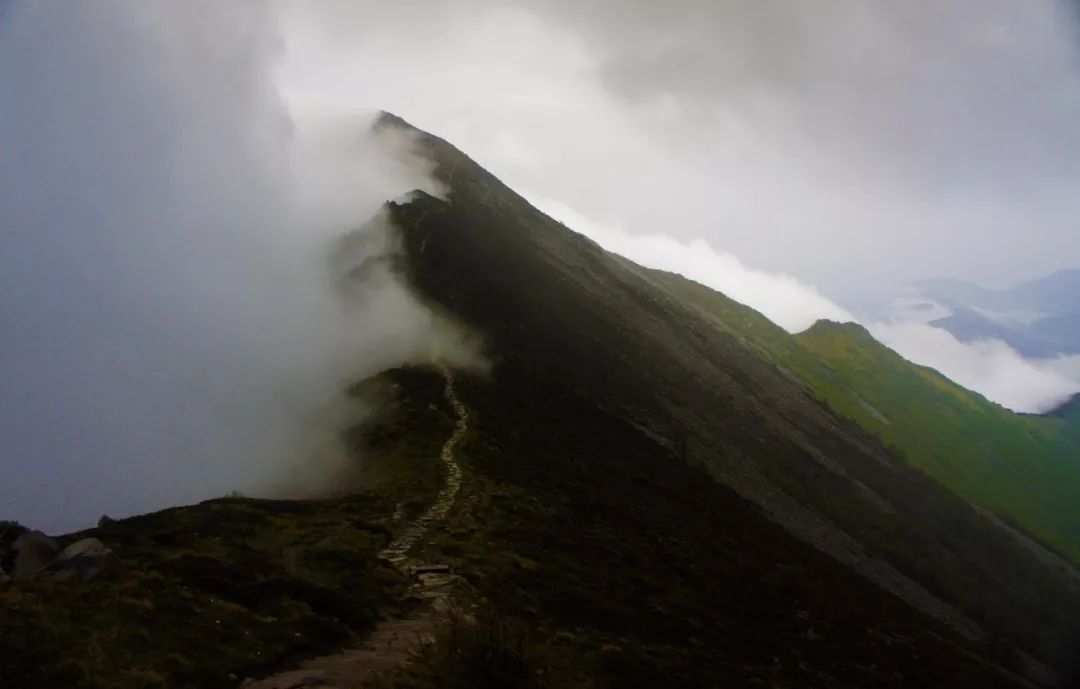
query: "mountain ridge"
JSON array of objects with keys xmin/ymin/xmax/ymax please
[
  {"xmin": 4, "ymin": 114, "xmax": 1080, "ymax": 688},
  {"xmin": 381, "ymin": 113, "xmax": 1080, "ymax": 677}
]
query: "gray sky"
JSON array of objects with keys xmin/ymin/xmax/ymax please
[
  {"xmin": 278, "ymin": 0, "xmax": 1080, "ymax": 411},
  {"xmin": 280, "ymin": 0, "xmax": 1080, "ymax": 294},
  {"xmin": 0, "ymin": 1, "xmax": 480, "ymax": 532},
  {"xmin": 2, "ymin": 1, "xmax": 1079, "ymax": 530}
]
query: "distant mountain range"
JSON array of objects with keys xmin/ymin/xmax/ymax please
[{"xmin": 915, "ymin": 270, "xmax": 1080, "ymax": 357}]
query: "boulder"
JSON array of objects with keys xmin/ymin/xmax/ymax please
[
  {"xmin": 0, "ymin": 520, "xmax": 28, "ymax": 573},
  {"xmin": 50, "ymin": 538, "xmax": 112, "ymax": 580},
  {"xmin": 12, "ymin": 530, "xmax": 59, "ymax": 581}
]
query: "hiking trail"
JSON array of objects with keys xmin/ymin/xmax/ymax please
[{"xmin": 242, "ymin": 367, "xmax": 469, "ymax": 689}]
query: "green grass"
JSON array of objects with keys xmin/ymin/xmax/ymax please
[{"xmin": 648, "ymin": 270, "xmax": 1080, "ymax": 563}]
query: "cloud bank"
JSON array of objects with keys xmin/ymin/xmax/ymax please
[
  {"xmin": 0, "ymin": 2, "xmax": 481, "ymax": 532},
  {"xmin": 272, "ymin": 0, "xmax": 1080, "ymax": 294},
  {"xmin": 268, "ymin": 0, "xmax": 1080, "ymax": 412},
  {"xmin": 870, "ymin": 322, "xmax": 1080, "ymax": 413},
  {"xmin": 531, "ymin": 197, "xmax": 853, "ymax": 332},
  {"xmin": 535, "ymin": 198, "xmax": 1080, "ymax": 413}
]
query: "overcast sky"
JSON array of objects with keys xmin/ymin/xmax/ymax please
[
  {"xmin": 2, "ymin": 1, "xmax": 1080, "ymax": 530},
  {"xmin": 280, "ymin": 0, "xmax": 1080, "ymax": 294},
  {"xmin": 280, "ymin": 0, "xmax": 1080, "ymax": 409}
]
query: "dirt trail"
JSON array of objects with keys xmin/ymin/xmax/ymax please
[
  {"xmin": 242, "ymin": 368, "xmax": 468, "ymax": 689},
  {"xmin": 378, "ymin": 370, "xmax": 466, "ymax": 565}
]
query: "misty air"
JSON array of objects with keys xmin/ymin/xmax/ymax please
[{"xmin": 2, "ymin": 2, "xmax": 1080, "ymax": 688}]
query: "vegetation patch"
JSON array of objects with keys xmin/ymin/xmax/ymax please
[{"xmin": 0, "ymin": 368, "xmax": 452, "ymax": 689}]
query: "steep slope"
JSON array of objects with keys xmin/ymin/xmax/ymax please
[
  {"xmin": 7, "ymin": 116, "xmax": 1080, "ymax": 688},
  {"xmin": 795, "ymin": 321, "xmax": 1080, "ymax": 553},
  {"xmin": 4, "ymin": 364, "xmax": 1041, "ymax": 689},
  {"xmin": 653, "ymin": 270, "xmax": 1080, "ymax": 563},
  {"xmin": 384, "ymin": 354, "xmax": 1026, "ymax": 687},
  {"xmin": 381, "ymin": 113, "xmax": 1080, "ymax": 678}
]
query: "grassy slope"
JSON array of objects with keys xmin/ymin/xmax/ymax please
[
  {"xmin": 0, "ymin": 369, "xmax": 453, "ymax": 689},
  {"xmin": 647, "ymin": 269, "xmax": 1080, "ymax": 562}
]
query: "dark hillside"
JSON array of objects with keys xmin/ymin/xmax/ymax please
[
  {"xmin": 387, "ymin": 359, "xmax": 1023, "ymax": 687},
  {"xmin": 6, "ymin": 116, "xmax": 1079, "ymax": 688},
  {"xmin": 381, "ymin": 113, "xmax": 1080, "ymax": 678}
]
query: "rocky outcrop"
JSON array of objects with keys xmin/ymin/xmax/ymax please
[
  {"xmin": 48, "ymin": 538, "xmax": 112, "ymax": 580},
  {"xmin": 12, "ymin": 530, "xmax": 59, "ymax": 581},
  {"xmin": 4, "ymin": 532, "xmax": 112, "ymax": 583}
]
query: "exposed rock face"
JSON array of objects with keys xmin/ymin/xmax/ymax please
[
  {"xmin": 7, "ymin": 532, "xmax": 112, "ymax": 582},
  {"xmin": 0, "ymin": 521, "xmax": 28, "ymax": 574},
  {"xmin": 49, "ymin": 538, "xmax": 112, "ymax": 581},
  {"xmin": 12, "ymin": 531, "xmax": 59, "ymax": 581}
]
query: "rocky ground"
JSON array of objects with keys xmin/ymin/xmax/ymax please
[{"xmin": 244, "ymin": 370, "xmax": 472, "ymax": 689}]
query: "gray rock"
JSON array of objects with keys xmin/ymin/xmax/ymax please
[
  {"xmin": 12, "ymin": 530, "xmax": 58, "ymax": 581},
  {"xmin": 411, "ymin": 563, "xmax": 451, "ymax": 576},
  {"xmin": 51, "ymin": 538, "xmax": 112, "ymax": 580}
]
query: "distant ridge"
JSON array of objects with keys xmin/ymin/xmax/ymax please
[{"xmin": 1050, "ymin": 393, "xmax": 1080, "ymax": 420}]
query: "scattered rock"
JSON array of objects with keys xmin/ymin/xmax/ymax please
[
  {"xmin": 49, "ymin": 538, "xmax": 112, "ymax": 580},
  {"xmin": 12, "ymin": 530, "xmax": 59, "ymax": 581},
  {"xmin": 411, "ymin": 563, "xmax": 450, "ymax": 576}
]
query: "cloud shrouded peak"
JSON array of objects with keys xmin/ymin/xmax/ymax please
[
  {"xmin": 2, "ymin": 0, "xmax": 1079, "ymax": 530},
  {"xmin": 0, "ymin": 1, "xmax": 483, "ymax": 532}
]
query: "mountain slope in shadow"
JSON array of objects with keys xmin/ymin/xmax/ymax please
[{"xmin": 381, "ymin": 113, "xmax": 1080, "ymax": 682}]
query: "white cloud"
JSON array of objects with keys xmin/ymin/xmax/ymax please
[
  {"xmin": 0, "ymin": 1, "xmax": 482, "ymax": 532},
  {"xmin": 272, "ymin": 0, "xmax": 1080, "ymax": 294},
  {"xmin": 530, "ymin": 196, "xmax": 854, "ymax": 332},
  {"xmin": 869, "ymin": 323, "xmax": 1080, "ymax": 413},
  {"xmin": 530, "ymin": 198, "xmax": 1080, "ymax": 413}
]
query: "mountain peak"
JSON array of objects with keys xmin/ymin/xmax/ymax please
[
  {"xmin": 374, "ymin": 110, "xmax": 416, "ymax": 132},
  {"xmin": 803, "ymin": 319, "xmax": 874, "ymax": 340}
]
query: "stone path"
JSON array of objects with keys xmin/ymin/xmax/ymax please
[
  {"xmin": 241, "ymin": 368, "xmax": 468, "ymax": 689},
  {"xmin": 378, "ymin": 370, "xmax": 466, "ymax": 565}
]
